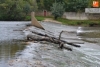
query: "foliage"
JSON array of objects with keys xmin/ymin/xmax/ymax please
[
  {"xmin": 43, "ymin": 0, "xmax": 54, "ymax": 11},
  {"xmin": 36, "ymin": 0, "xmax": 90, "ymax": 12},
  {"xmin": 65, "ymin": 0, "xmax": 89, "ymax": 12},
  {"xmin": 24, "ymin": 16, "xmax": 45, "ymax": 21},
  {"xmin": 0, "ymin": 0, "xmax": 97, "ymax": 21},
  {"xmin": 24, "ymin": 15, "xmax": 31, "ymax": 21},
  {"xmin": 51, "ymin": 2, "xmax": 65, "ymax": 19},
  {"xmin": 36, "ymin": 0, "xmax": 54, "ymax": 11},
  {"xmin": 35, "ymin": 16, "xmax": 45, "ymax": 21},
  {"xmin": 56, "ymin": 0, "xmax": 65, "ymax": 3},
  {"xmin": 23, "ymin": 3, "xmax": 31, "ymax": 15},
  {"xmin": 0, "ymin": 0, "xmax": 38, "ymax": 21}
]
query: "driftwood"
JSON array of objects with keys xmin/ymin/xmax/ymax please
[
  {"xmin": 27, "ymin": 34, "xmax": 72, "ymax": 51},
  {"xmin": 26, "ymin": 30, "xmax": 81, "ymax": 51},
  {"xmin": 31, "ymin": 31, "xmax": 81, "ymax": 47},
  {"xmin": 28, "ymin": 12, "xmax": 81, "ymax": 51}
]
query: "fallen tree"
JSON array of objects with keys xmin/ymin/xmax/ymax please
[
  {"xmin": 26, "ymin": 29, "xmax": 81, "ymax": 51},
  {"xmin": 25, "ymin": 12, "xmax": 81, "ymax": 51}
]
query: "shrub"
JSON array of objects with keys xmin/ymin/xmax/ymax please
[{"xmin": 51, "ymin": 2, "xmax": 65, "ymax": 20}]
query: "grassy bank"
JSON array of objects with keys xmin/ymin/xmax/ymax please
[
  {"xmin": 56, "ymin": 18, "xmax": 100, "ymax": 27},
  {"xmin": 25, "ymin": 16, "xmax": 45, "ymax": 21},
  {"xmin": 25, "ymin": 16, "xmax": 100, "ymax": 27}
]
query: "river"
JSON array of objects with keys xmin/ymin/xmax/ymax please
[
  {"xmin": 0, "ymin": 21, "xmax": 100, "ymax": 67},
  {"xmin": 0, "ymin": 21, "xmax": 30, "ymax": 67}
]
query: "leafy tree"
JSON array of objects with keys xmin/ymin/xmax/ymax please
[
  {"xmin": 43, "ymin": 0, "xmax": 54, "ymax": 11},
  {"xmin": 5, "ymin": 0, "xmax": 25, "ymax": 20},
  {"xmin": 28, "ymin": 0, "xmax": 38, "ymax": 11},
  {"xmin": 23, "ymin": 3, "xmax": 31, "ymax": 15},
  {"xmin": 65, "ymin": 0, "xmax": 89, "ymax": 12},
  {"xmin": 56, "ymin": 0, "xmax": 65, "ymax": 3},
  {"xmin": 37, "ymin": 0, "xmax": 55, "ymax": 11},
  {"xmin": 37, "ymin": 0, "xmax": 44, "ymax": 10},
  {"xmin": 0, "ymin": 0, "xmax": 38, "ymax": 20},
  {"xmin": 51, "ymin": 2, "xmax": 65, "ymax": 19}
]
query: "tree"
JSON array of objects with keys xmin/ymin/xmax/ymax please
[
  {"xmin": 0, "ymin": 0, "xmax": 38, "ymax": 20},
  {"xmin": 36, "ymin": 0, "xmax": 44, "ymax": 10},
  {"xmin": 56, "ymin": 0, "xmax": 65, "ymax": 3},
  {"xmin": 51, "ymin": 2, "xmax": 65, "ymax": 19},
  {"xmin": 43, "ymin": 0, "xmax": 54, "ymax": 11},
  {"xmin": 28, "ymin": 0, "xmax": 38, "ymax": 11},
  {"xmin": 23, "ymin": 3, "xmax": 31, "ymax": 15},
  {"xmin": 37, "ymin": 0, "xmax": 55, "ymax": 11},
  {"xmin": 5, "ymin": 0, "xmax": 25, "ymax": 20},
  {"xmin": 65, "ymin": 0, "xmax": 89, "ymax": 12}
]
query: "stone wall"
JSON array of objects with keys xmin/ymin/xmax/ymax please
[
  {"xmin": 35, "ymin": 11, "xmax": 66, "ymax": 18},
  {"xmin": 85, "ymin": 8, "xmax": 100, "ymax": 20},
  {"xmin": 64, "ymin": 12, "xmax": 100, "ymax": 20},
  {"xmin": 65, "ymin": 12, "xmax": 88, "ymax": 20},
  {"xmin": 85, "ymin": 8, "xmax": 100, "ymax": 13}
]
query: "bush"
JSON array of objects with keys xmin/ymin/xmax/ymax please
[
  {"xmin": 24, "ymin": 16, "xmax": 31, "ymax": 21},
  {"xmin": 51, "ymin": 2, "xmax": 65, "ymax": 20}
]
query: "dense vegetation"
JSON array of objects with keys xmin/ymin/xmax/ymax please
[
  {"xmin": 0, "ymin": 0, "xmax": 99, "ymax": 21},
  {"xmin": 0, "ymin": 0, "xmax": 37, "ymax": 21},
  {"xmin": 65, "ymin": 0, "xmax": 89, "ymax": 12},
  {"xmin": 51, "ymin": 2, "xmax": 65, "ymax": 19}
]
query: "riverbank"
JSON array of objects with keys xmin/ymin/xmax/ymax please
[
  {"xmin": 35, "ymin": 16, "xmax": 100, "ymax": 27},
  {"xmin": 1, "ymin": 16, "xmax": 100, "ymax": 27}
]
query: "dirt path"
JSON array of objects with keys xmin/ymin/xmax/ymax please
[{"xmin": 42, "ymin": 18, "xmax": 61, "ymax": 24}]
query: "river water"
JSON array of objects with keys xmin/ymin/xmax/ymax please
[
  {"xmin": 0, "ymin": 21, "xmax": 100, "ymax": 67},
  {"xmin": 41, "ymin": 22, "xmax": 100, "ymax": 67},
  {"xmin": 0, "ymin": 21, "xmax": 30, "ymax": 67}
]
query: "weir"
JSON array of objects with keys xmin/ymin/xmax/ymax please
[
  {"xmin": 31, "ymin": 12, "xmax": 45, "ymax": 30},
  {"xmin": 85, "ymin": 8, "xmax": 100, "ymax": 19}
]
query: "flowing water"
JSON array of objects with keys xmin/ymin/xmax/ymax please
[
  {"xmin": 0, "ymin": 21, "xmax": 100, "ymax": 67},
  {"xmin": 0, "ymin": 21, "xmax": 30, "ymax": 67},
  {"xmin": 41, "ymin": 22, "xmax": 100, "ymax": 67},
  {"xmin": 77, "ymin": 27, "xmax": 100, "ymax": 43}
]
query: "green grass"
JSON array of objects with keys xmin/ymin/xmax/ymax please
[
  {"xmin": 25, "ymin": 15, "xmax": 100, "ymax": 27},
  {"xmin": 35, "ymin": 16, "xmax": 45, "ymax": 21},
  {"xmin": 24, "ymin": 15, "xmax": 31, "ymax": 21},
  {"xmin": 25, "ymin": 16, "xmax": 45, "ymax": 21},
  {"xmin": 56, "ymin": 17, "xmax": 100, "ymax": 27}
]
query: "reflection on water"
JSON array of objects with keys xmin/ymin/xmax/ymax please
[
  {"xmin": 0, "ymin": 42, "xmax": 26, "ymax": 59},
  {"xmin": 0, "ymin": 22, "xmax": 29, "ymax": 67},
  {"xmin": 0, "ymin": 41, "xmax": 26, "ymax": 66}
]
